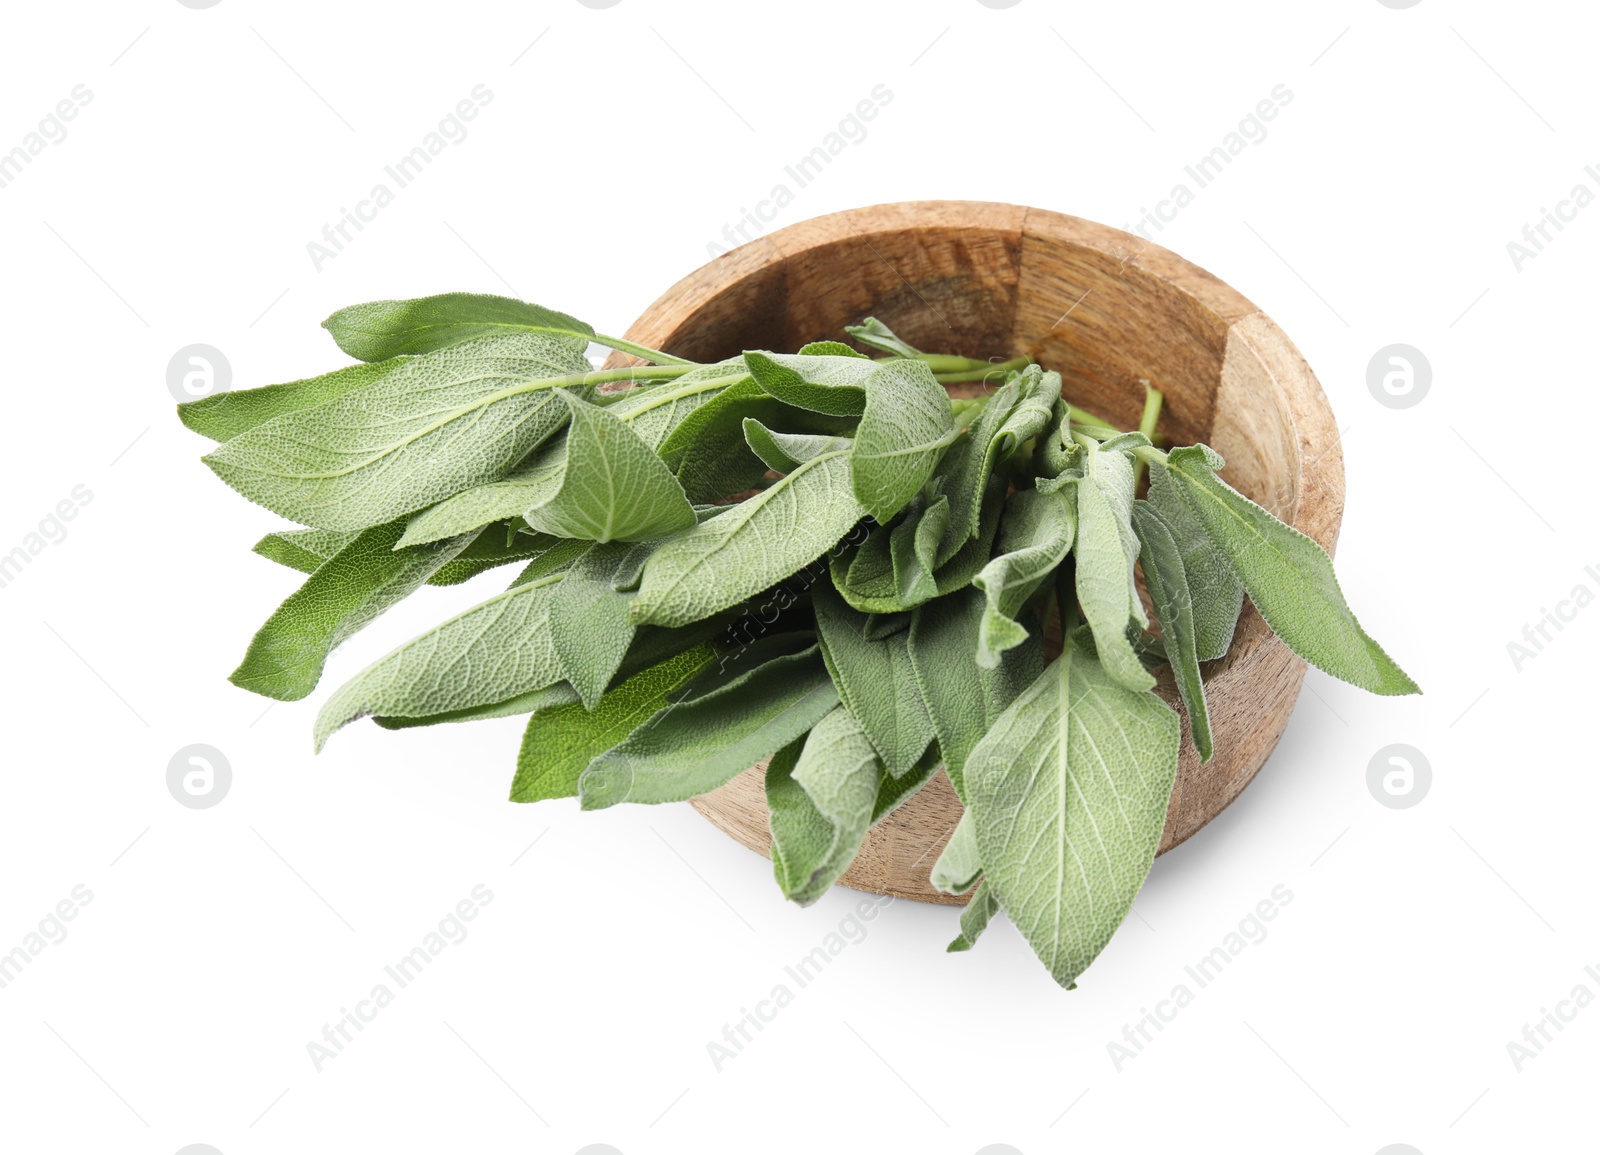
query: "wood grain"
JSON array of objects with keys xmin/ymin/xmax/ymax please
[{"xmin": 605, "ymin": 200, "xmax": 1344, "ymax": 904}]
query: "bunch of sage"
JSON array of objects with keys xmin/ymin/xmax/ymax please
[{"xmin": 180, "ymin": 292, "xmax": 1418, "ymax": 990}]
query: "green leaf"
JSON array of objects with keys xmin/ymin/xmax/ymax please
[
  {"xmin": 871, "ymin": 739, "xmax": 941, "ymax": 822},
  {"xmin": 932, "ymin": 366, "xmax": 1058, "ymax": 564},
  {"xmin": 1132, "ymin": 502, "xmax": 1214, "ymax": 761},
  {"xmin": 931, "ymin": 811, "xmax": 981, "ymax": 895},
  {"xmin": 741, "ymin": 417, "xmax": 850, "ymax": 473},
  {"xmin": 1146, "ymin": 460, "xmax": 1244, "ymax": 660},
  {"xmin": 606, "ymin": 358, "xmax": 747, "ymax": 452},
  {"xmin": 946, "ymin": 882, "xmax": 999, "ymax": 953},
  {"xmin": 252, "ymin": 527, "xmax": 359, "ymax": 575},
  {"xmin": 833, "ymin": 474, "xmax": 1006, "ymax": 615},
  {"xmin": 908, "ymin": 586, "xmax": 1044, "ymax": 802},
  {"xmin": 374, "ymin": 617, "xmax": 725, "ymax": 731},
  {"xmin": 517, "ymin": 394, "xmax": 696, "ymax": 543},
  {"xmin": 204, "ymin": 333, "xmax": 593, "ymax": 531},
  {"xmin": 179, "ymin": 360, "xmax": 404, "ymax": 443},
  {"xmin": 965, "ymin": 641, "xmax": 1181, "ymax": 989},
  {"xmin": 767, "ymin": 706, "xmax": 883, "ymax": 906},
  {"xmin": 510, "ymin": 645, "xmax": 715, "ymax": 803},
  {"xmin": 314, "ymin": 564, "xmax": 580, "ymax": 750},
  {"xmin": 660, "ymin": 377, "xmax": 854, "ymax": 504},
  {"xmin": 972, "ymin": 485, "xmax": 1076, "ymax": 667},
  {"xmin": 231, "ymin": 519, "xmax": 471, "ymax": 702},
  {"xmin": 843, "ymin": 317, "xmax": 922, "ymax": 359},
  {"xmin": 630, "ymin": 446, "xmax": 866, "ymax": 628},
  {"xmin": 426, "ymin": 524, "xmax": 554, "ymax": 586},
  {"xmin": 1162, "ymin": 445, "xmax": 1420, "ymax": 695},
  {"xmin": 321, "ymin": 292, "xmax": 594, "ymax": 361},
  {"xmin": 548, "ymin": 541, "xmax": 639, "ymax": 709},
  {"xmin": 796, "ymin": 340, "xmax": 868, "ymax": 359},
  {"xmin": 889, "ymin": 494, "xmax": 949, "ymax": 605},
  {"xmin": 397, "ymin": 457, "xmax": 564, "ymax": 548},
  {"xmin": 850, "ymin": 358, "xmax": 958, "ymax": 524},
  {"xmin": 812, "ymin": 577, "xmax": 937, "ymax": 777},
  {"xmin": 577, "ymin": 642, "xmax": 839, "ymax": 807},
  {"xmin": 743, "ymin": 351, "xmax": 874, "ymax": 416},
  {"xmin": 1073, "ymin": 447, "xmax": 1156, "ymax": 692}
]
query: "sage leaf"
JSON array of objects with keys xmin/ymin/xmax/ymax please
[
  {"xmin": 908, "ymin": 586, "xmax": 1044, "ymax": 802},
  {"xmin": 741, "ymin": 417, "xmax": 850, "ymax": 472},
  {"xmin": 427, "ymin": 524, "xmax": 554, "ymax": 586},
  {"xmin": 322, "ymin": 292, "xmax": 594, "ymax": 361},
  {"xmin": 1146, "ymin": 460, "xmax": 1244, "ymax": 660},
  {"xmin": 519, "ymin": 394, "xmax": 696, "ymax": 543},
  {"xmin": 232, "ymin": 519, "xmax": 472, "ymax": 701},
  {"xmin": 871, "ymin": 739, "xmax": 942, "ymax": 822},
  {"xmin": 398, "ymin": 459, "xmax": 564, "ymax": 547},
  {"xmin": 931, "ymin": 810, "xmax": 981, "ymax": 896},
  {"xmin": 972, "ymin": 485, "xmax": 1077, "ymax": 667},
  {"xmin": 946, "ymin": 882, "xmax": 999, "ymax": 953},
  {"xmin": 933, "ymin": 366, "xmax": 1058, "ymax": 564},
  {"xmin": 252, "ymin": 527, "xmax": 359, "ymax": 575},
  {"xmin": 851, "ymin": 358, "xmax": 958, "ymax": 524},
  {"xmin": 966, "ymin": 640, "xmax": 1181, "ymax": 989},
  {"xmin": 834, "ymin": 474, "xmax": 1006, "ymax": 615},
  {"xmin": 889, "ymin": 493, "xmax": 949, "ymax": 605},
  {"xmin": 549, "ymin": 541, "xmax": 640, "ymax": 709},
  {"xmin": 179, "ymin": 360, "xmax": 404, "ymax": 443},
  {"xmin": 767, "ymin": 706, "xmax": 883, "ymax": 906},
  {"xmin": 204, "ymin": 333, "xmax": 593, "ymax": 531},
  {"xmin": 1132, "ymin": 501, "xmax": 1214, "ymax": 761},
  {"xmin": 377, "ymin": 617, "xmax": 725, "ymax": 731},
  {"xmin": 314, "ymin": 564, "xmax": 581, "ymax": 750},
  {"xmin": 510, "ymin": 644, "xmax": 715, "ymax": 803},
  {"xmin": 796, "ymin": 340, "xmax": 868, "ymax": 359},
  {"xmin": 1073, "ymin": 447, "xmax": 1156, "ymax": 692},
  {"xmin": 1163, "ymin": 446, "xmax": 1420, "ymax": 695},
  {"xmin": 607, "ymin": 358, "xmax": 747, "ymax": 451},
  {"xmin": 813, "ymin": 577, "xmax": 937, "ymax": 778},
  {"xmin": 743, "ymin": 351, "xmax": 873, "ymax": 416},
  {"xmin": 630, "ymin": 446, "xmax": 866, "ymax": 628},
  {"xmin": 578, "ymin": 642, "xmax": 839, "ymax": 808},
  {"xmin": 843, "ymin": 317, "xmax": 922, "ymax": 359}
]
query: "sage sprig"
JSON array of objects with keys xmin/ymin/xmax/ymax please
[{"xmin": 181, "ymin": 291, "xmax": 1419, "ymax": 991}]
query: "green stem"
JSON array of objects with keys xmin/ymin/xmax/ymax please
[
  {"xmin": 589, "ymin": 333, "xmax": 697, "ymax": 367},
  {"xmin": 1133, "ymin": 383, "xmax": 1165, "ymax": 487},
  {"xmin": 556, "ymin": 364, "xmax": 698, "ymax": 392},
  {"xmin": 933, "ymin": 356, "xmax": 1031, "ymax": 384}
]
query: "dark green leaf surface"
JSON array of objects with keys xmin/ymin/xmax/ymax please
[{"xmin": 322, "ymin": 292, "xmax": 595, "ymax": 361}]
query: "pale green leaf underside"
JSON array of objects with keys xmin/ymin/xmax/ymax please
[
  {"xmin": 314, "ymin": 568, "xmax": 572, "ymax": 749},
  {"xmin": 520, "ymin": 394, "xmax": 695, "ymax": 543},
  {"xmin": 966, "ymin": 643, "xmax": 1180, "ymax": 989},
  {"xmin": 1073, "ymin": 450, "xmax": 1156, "ymax": 692},
  {"xmin": 630, "ymin": 449, "xmax": 867, "ymax": 628},
  {"xmin": 205, "ymin": 332, "xmax": 593, "ymax": 532},
  {"xmin": 850, "ymin": 358, "xmax": 958, "ymax": 524},
  {"xmin": 768, "ymin": 706, "xmax": 882, "ymax": 906}
]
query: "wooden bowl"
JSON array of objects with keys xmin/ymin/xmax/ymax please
[{"xmin": 604, "ymin": 201, "xmax": 1342, "ymax": 904}]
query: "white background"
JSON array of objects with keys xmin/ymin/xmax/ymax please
[{"xmin": 0, "ymin": 2, "xmax": 1593, "ymax": 1153}]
